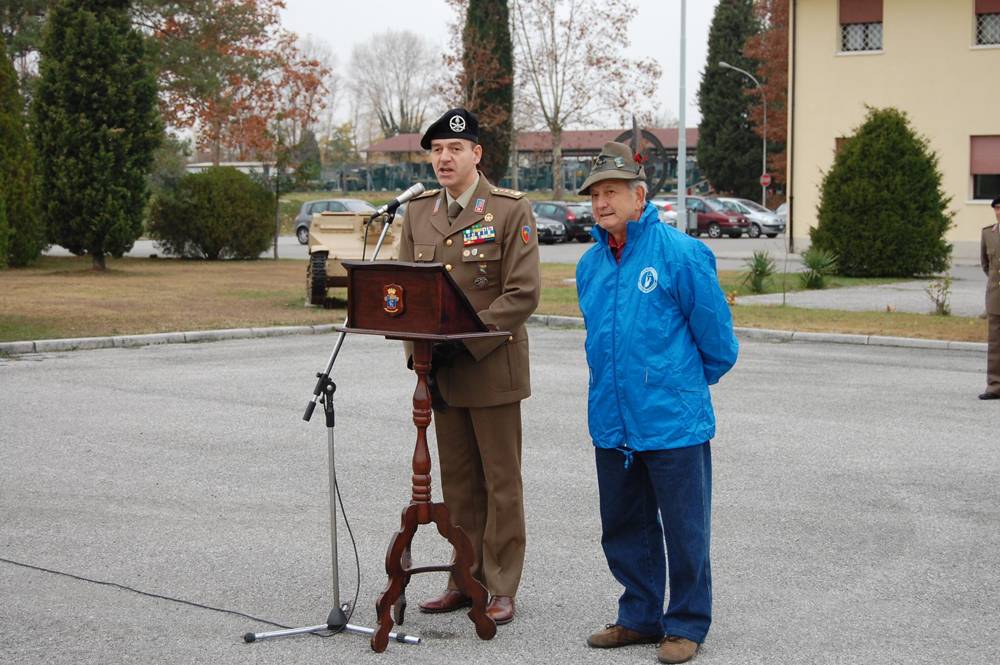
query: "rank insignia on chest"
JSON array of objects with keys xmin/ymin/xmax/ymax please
[
  {"xmin": 520, "ymin": 225, "xmax": 532, "ymax": 244},
  {"xmin": 463, "ymin": 223, "xmax": 496, "ymax": 246},
  {"xmin": 474, "ymin": 198, "xmax": 486, "ymax": 213},
  {"xmin": 383, "ymin": 284, "xmax": 404, "ymax": 316}
]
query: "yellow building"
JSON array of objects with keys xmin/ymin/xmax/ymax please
[{"xmin": 788, "ymin": 0, "xmax": 1000, "ymax": 258}]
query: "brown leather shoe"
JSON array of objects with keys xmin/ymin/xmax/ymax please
[
  {"xmin": 586, "ymin": 624, "xmax": 661, "ymax": 648},
  {"xmin": 657, "ymin": 636, "xmax": 700, "ymax": 663},
  {"xmin": 485, "ymin": 595, "xmax": 515, "ymax": 625},
  {"xmin": 417, "ymin": 589, "xmax": 471, "ymax": 614}
]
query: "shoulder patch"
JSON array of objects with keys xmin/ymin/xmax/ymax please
[
  {"xmin": 413, "ymin": 188, "xmax": 440, "ymax": 200},
  {"xmin": 491, "ymin": 187, "xmax": 524, "ymax": 200}
]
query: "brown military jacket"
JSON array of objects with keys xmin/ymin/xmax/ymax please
[
  {"xmin": 399, "ymin": 174, "xmax": 541, "ymax": 408},
  {"xmin": 983, "ymin": 223, "xmax": 1000, "ymax": 316}
]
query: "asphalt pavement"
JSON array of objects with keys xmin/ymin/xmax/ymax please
[{"xmin": 2, "ymin": 329, "xmax": 997, "ymax": 664}]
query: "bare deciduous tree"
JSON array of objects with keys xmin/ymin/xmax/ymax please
[
  {"xmin": 349, "ymin": 30, "xmax": 439, "ymax": 137},
  {"xmin": 288, "ymin": 35, "xmax": 340, "ymax": 148},
  {"xmin": 511, "ymin": 0, "xmax": 661, "ymax": 198}
]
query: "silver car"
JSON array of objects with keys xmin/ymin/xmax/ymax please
[
  {"xmin": 294, "ymin": 198, "xmax": 376, "ymax": 244},
  {"xmin": 716, "ymin": 197, "xmax": 786, "ymax": 238}
]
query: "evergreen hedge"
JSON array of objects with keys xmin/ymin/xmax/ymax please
[
  {"xmin": 1, "ymin": 32, "xmax": 44, "ymax": 267},
  {"xmin": 31, "ymin": 0, "xmax": 161, "ymax": 270},
  {"xmin": 148, "ymin": 167, "xmax": 274, "ymax": 260},
  {"xmin": 810, "ymin": 107, "xmax": 951, "ymax": 277}
]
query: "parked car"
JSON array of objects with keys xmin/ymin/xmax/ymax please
[
  {"xmin": 775, "ymin": 202, "xmax": 788, "ymax": 225},
  {"xmin": 531, "ymin": 201, "xmax": 595, "ymax": 242},
  {"xmin": 295, "ymin": 198, "xmax": 376, "ymax": 244},
  {"xmin": 534, "ymin": 215, "xmax": 568, "ymax": 244},
  {"xmin": 677, "ymin": 196, "xmax": 750, "ymax": 238},
  {"xmin": 716, "ymin": 197, "xmax": 786, "ymax": 238},
  {"xmin": 651, "ymin": 197, "xmax": 680, "ymax": 228}
]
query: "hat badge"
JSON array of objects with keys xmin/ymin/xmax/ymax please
[{"xmin": 449, "ymin": 115, "xmax": 466, "ymax": 132}]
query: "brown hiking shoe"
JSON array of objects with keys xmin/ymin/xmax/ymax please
[
  {"xmin": 586, "ymin": 624, "xmax": 661, "ymax": 648},
  {"xmin": 657, "ymin": 635, "xmax": 700, "ymax": 663}
]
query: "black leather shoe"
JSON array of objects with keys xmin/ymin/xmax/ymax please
[{"xmin": 979, "ymin": 392, "xmax": 1000, "ymax": 400}]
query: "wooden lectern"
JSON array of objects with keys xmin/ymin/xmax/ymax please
[{"xmin": 337, "ymin": 259, "xmax": 509, "ymax": 653}]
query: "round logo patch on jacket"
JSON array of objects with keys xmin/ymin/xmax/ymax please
[{"xmin": 637, "ymin": 266, "xmax": 658, "ymax": 293}]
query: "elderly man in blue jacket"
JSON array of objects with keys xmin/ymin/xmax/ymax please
[{"xmin": 577, "ymin": 142, "xmax": 738, "ymax": 664}]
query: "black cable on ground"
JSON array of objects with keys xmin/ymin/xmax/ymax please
[
  {"xmin": 0, "ymin": 555, "xmax": 300, "ymax": 631},
  {"xmin": 0, "ymin": 482, "xmax": 363, "ymax": 640}
]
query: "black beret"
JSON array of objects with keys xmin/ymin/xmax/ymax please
[
  {"xmin": 992, "ymin": 196, "xmax": 1000, "ymax": 209},
  {"xmin": 420, "ymin": 108, "xmax": 479, "ymax": 150}
]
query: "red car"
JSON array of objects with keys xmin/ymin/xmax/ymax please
[{"xmin": 679, "ymin": 196, "xmax": 750, "ymax": 238}]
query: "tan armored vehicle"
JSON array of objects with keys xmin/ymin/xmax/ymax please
[{"xmin": 306, "ymin": 210, "xmax": 401, "ymax": 306}]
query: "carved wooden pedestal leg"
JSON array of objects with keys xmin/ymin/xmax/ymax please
[{"xmin": 370, "ymin": 342, "xmax": 496, "ymax": 653}]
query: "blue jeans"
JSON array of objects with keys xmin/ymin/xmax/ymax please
[{"xmin": 595, "ymin": 443, "xmax": 712, "ymax": 643}]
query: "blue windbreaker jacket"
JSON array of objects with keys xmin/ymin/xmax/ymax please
[{"xmin": 576, "ymin": 202, "xmax": 739, "ymax": 453}]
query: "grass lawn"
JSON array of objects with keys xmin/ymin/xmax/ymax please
[{"xmin": 0, "ymin": 256, "xmax": 986, "ymax": 343}]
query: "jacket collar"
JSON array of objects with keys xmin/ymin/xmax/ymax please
[
  {"xmin": 593, "ymin": 201, "xmax": 660, "ymax": 252},
  {"xmin": 431, "ymin": 172, "xmax": 493, "ymax": 237}
]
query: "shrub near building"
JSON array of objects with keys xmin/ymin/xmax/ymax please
[
  {"xmin": 810, "ymin": 107, "xmax": 951, "ymax": 277},
  {"xmin": 149, "ymin": 167, "xmax": 273, "ymax": 260}
]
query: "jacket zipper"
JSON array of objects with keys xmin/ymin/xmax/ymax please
[{"xmin": 610, "ymin": 240, "xmax": 628, "ymax": 450}]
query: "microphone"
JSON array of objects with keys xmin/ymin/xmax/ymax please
[{"xmin": 372, "ymin": 183, "xmax": 426, "ymax": 217}]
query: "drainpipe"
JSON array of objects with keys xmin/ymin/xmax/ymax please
[{"xmin": 788, "ymin": 0, "xmax": 797, "ymax": 253}]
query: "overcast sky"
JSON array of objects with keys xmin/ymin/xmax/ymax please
[{"xmin": 278, "ymin": 0, "xmax": 721, "ymax": 129}]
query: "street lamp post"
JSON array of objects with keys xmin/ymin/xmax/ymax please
[{"xmin": 719, "ymin": 60, "xmax": 767, "ymax": 207}]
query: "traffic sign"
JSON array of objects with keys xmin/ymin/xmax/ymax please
[{"xmin": 759, "ymin": 173, "xmax": 772, "ymax": 187}]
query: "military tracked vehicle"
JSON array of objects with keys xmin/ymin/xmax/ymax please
[{"xmin": 306, "ymin": 210, "xmax": 401, "ymax": 306}]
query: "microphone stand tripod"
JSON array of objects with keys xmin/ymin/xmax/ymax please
[{"xmin": 243, "ymin": 209, "xmax": 420, "ymax": 647}]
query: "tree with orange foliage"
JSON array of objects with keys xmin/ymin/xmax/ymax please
[
  {"xmin": 134, "ymin": 0, "xmax": 329, "ymax": 164},
  {"xmin": 743, "ymin": 0, "xmax": 788, "ymax": 203}
]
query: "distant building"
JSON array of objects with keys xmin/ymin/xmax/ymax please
[
  {"xmin": 365, "ymin": 128, "xmax": 701, "ymax": 194},
  {"xmin": 788, "ymin": 0, "xmax": 1000, "ymax": 253},
  {"xmin": 184, "ymin": 161, "xmax": 275, "ymax": 176}
]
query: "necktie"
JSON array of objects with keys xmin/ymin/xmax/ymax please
[{"xmin": 448, "ymin": 201, "xmax": 462, "ymax": 225}]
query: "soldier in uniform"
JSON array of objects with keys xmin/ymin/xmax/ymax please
[
  {"xmin": 979, "ymin": 195, "xmax": 1000, "ymax": 400},
  {"xmin": 398, "ymin": 108, "xmax": 540, "ymax": 624}
]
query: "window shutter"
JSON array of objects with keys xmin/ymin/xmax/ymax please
[
  {"xmin": 971, "ymin": 136, "xmax": 1000, "ymax": 175},
  {"xmin": 840, "ymin": 0, "xmax": 883, "ymax": 24},
  {"xmin": 976, "ymin": 0, "xmax": 1000, "ymax": 14}
]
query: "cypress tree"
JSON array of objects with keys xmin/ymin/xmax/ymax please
[
  {"xmin": 32, "ymin": 0, "xmax": 161, "ymax": 270},
  {"xmin": 811, "ymin": 107, "xmax": 951, "ymax": 277},
  {"xmin": 697, "ymin": 0, "xmax": 761, "ymax": 200},
  {"xmin": 1, "ymin": 31, "xmax": 44, "ymax": 267},
  {"xmin": 463, "ymin": 0, "xmax": 513, "ymax": 184}
]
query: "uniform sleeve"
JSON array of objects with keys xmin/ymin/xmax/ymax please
[
  {"xmin": 463, "ymin": 199, "xmax": 541, "ymax": 361},
  {"xmin": 399, "ymin": 211, "xmax": 416, "ymax": 364},
  {"xmin": 672, "ymin": 244, "xmax": 738, "ymax": 385},
  {"xmin": 983, "ymin": 232, "xmax": 990, "ymax": 277},
  {"xmin": 398, "ymin": 211, "xmax": 414, "ymax": 262}
]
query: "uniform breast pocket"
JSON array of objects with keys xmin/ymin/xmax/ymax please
[
  {"xmin": 462, "ymin": 242, "xmax": 501, "ymax": 288},
  {"xmin": 413, "ymin": 244, "xmax": 436, "ymax": 262}
]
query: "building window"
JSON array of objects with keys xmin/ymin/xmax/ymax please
[
  {"xmin": 839, "ymin": 0, "xmax": 883, "ymax": 52},
  {"xmin": 841, "ymin": 22, "xmax": 883, "ymax": 51},
  {"xmin": 977, "ymin": 1, "xmax": 1000, "ymax": 45},
  {"xmin": 971, "ymin": 136, "xmax": 1000, "ymax": 200},
  {"xmin": 977, "ymin": 15, "xmax": 1000, "ymax": 45}
]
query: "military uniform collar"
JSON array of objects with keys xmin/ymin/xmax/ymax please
[
  {"xmin": 445, "ymin": 174, "xmax": 481, "ymax": 211},
  {"xmin": 432, "ymin": 173, "xmax": 493, "ymax": 237}
]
